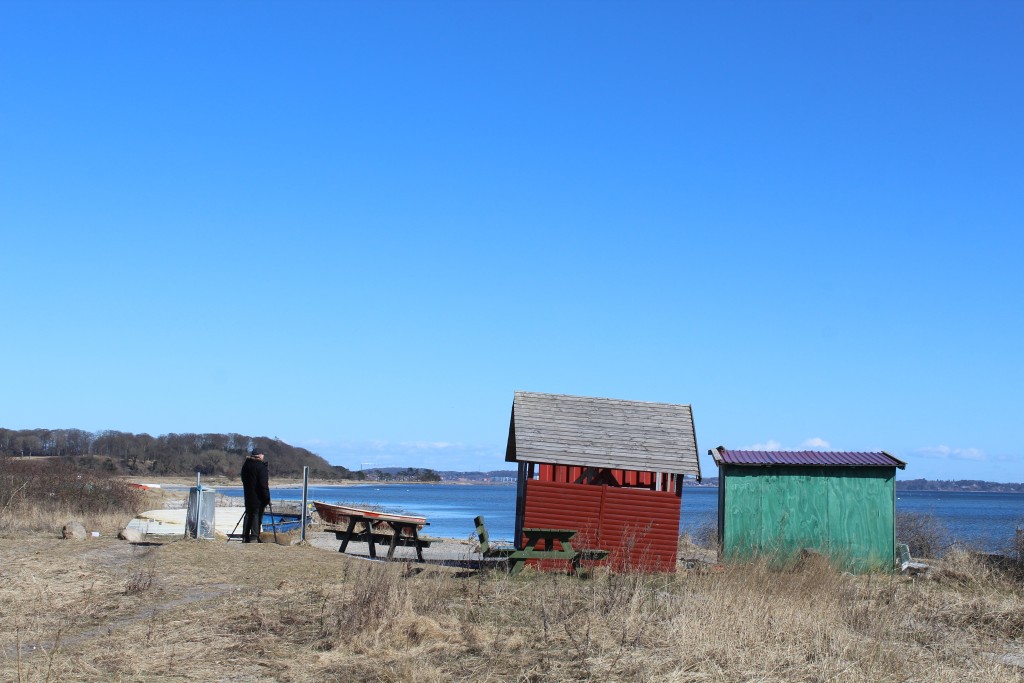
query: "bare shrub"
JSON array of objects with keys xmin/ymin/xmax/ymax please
[
  {"xmin": 897, "ymin": 511, "xmax": 951, "ymax": 558},
  {"xmin": 0, "ymin": 457, "xmax": 143, "ymax": 535},
  {"xmin": 690, "ymin": 511, "xmax": 720, "ymax": 550},
  {"xmin": 123, "ymin": 565, "xmax": 155, "ymax": 595}
]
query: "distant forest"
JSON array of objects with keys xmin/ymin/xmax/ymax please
[
  {"xmin": 895, "ymin": 478, "xmax": 1024, "ymax": 493},
  {"xmin": 687, "ymin": 477, "xmax": 1024, "ymax": 491},
  {"xmin": 0, "ymin": 427, "xmax": 351, "ymax": 479}
]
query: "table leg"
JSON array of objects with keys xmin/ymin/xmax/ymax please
[
  {"xmin": 411, "ymin": 527, "xmax": 424, "ymax": 562},
  {"xmin": 386, "ymin": 523, "xmax": 400, "ymax": 561},
  {"xmin": 339, "ymin": 517, "xmax": 358, "ymax": 553},
  {"xmin": 364, "ymin": 520, "xmax": 377, "ymax": 559}
]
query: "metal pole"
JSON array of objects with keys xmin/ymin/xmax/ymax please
[
  {"xmin": 301, "ymin": 466, "xmax": 309, "ymax": 543},
  {"xmin": 268, "ymin": 500, "xmax": 279, "ymax": 543}
]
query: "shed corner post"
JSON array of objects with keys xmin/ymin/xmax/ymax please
[
  {"xmin": 514, "ymin": 461, "xmax": 529, "ymax": 550},
  {"xmin": 717, "ymin": 466, "xmax": 726, "ymax": 554}
]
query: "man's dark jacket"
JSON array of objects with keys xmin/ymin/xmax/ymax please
[{"xmin": 240, "ymin": 456, "xmax": 270, "ymax": 508}]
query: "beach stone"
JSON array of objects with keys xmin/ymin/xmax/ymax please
[
  {"xmin": 118, "ymin": 528, "xmax": 145, "ymax": 543},
  {"xmin": 62, "ymin": 521, "xmax": 87, "ymax": 540}
]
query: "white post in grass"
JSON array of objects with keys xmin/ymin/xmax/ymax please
[{"xmin": 301, "ymin": 466, "xmax": 309, "ymax": 543}]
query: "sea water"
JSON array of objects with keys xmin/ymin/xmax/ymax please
[{"xmin": 221, "ymin": 484, "xmax": 1024, "ymax": 551}]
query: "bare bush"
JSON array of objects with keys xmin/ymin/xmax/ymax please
[
  {"xmin": 0, "ymin": 457, "xmax": 143, "ymax": 535},
  {"xmin": 123, "ymin": 565, "xmax": 155, "ymax": 595},
  {"xmin": 897, "ymin": 511, "xmax": 951, "ymax": 558},
  {"xmin": 690, "ymin": 512, "xmax": 720, "ymax": 550}
]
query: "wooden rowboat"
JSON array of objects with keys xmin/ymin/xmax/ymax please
[{"xmin": 312, "ymin": 501, "xmax": 427, "ymax": 531}]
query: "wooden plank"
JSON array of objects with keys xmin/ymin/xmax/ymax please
[
  {"xmin": 516, "ymin": 427, "xmax": 695, "ymax": 446},
  {"xmin": 514, "ymin": 391, "xmax": 692, "ymax": 410},
  {"xmin": 330, "ymin": 530, "xmax": 431, "ymax": 548},
  {"xmin": 515, "ymin": 438, "xmax": 698, "ymax": 458},
  {"xmin": 514, "ymin": 403, "xmax": 692, "ymax": 428},
  {"xmin": 515, "ymin": 429, "xmax": 698, "ymax": 451},
  {"xmin": 722, "ymin": 468, "xmax": 762, "ymax": 558},
  {"xmin": 826, "ymin": 468, "xmax": 894, "ymax": 571},
  {"xmin": 513, "ymin": 403, "xmax": 694, "ymax": 425},
  {"xmin": 516, "ymin": 441, "xmax": 698, "ymax": 460},
  {"xmin": 513, "ymin": 408, "xmax": 695, "ymax": 432},
  {"xmin": 523, "ymin": 479, "xmax": 680, "ymax": 571},
  {"xmin": 514, "ymin": 428, "xmax": 697, "ymax": 447},
  {"xmin": 513, "ymin": 445, "xmax": 699, "ymax": 474},
  {"xmin": 515, "ymin": 395, "xmax": 692, "ymax": 411}
]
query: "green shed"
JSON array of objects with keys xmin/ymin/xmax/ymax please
[{"xmin": 710, "ymin": 446, "xmax": 907, "ymax": 572}]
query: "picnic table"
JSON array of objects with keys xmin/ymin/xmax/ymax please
[
  {"xmin": 329, "ymin": 511, "xmax": 432, "ymax": 562},
  {"xmin": 474, "ymin": 516, "xmax": 608, "ymax": 575}
]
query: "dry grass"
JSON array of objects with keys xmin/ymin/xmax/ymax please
[
  {"xmin": 1, "ymin": 459, "xmax": 144, "ymax": 537},
  {"xmin": 2, "ymin": 529, "xmax": 1023, "ymax": 682}
]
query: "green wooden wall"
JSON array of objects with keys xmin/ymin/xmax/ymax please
[{"xmin": 720, "ymin": 466, "xmax": 895, "ymax": 572}]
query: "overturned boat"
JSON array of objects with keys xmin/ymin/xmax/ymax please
[{"xmin": 312, "ymin": 501, "xmax": 426, "ymax": 534}]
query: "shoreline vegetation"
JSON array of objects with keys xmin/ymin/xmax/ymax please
[
  {"xmin": 5, "ymin": 427, "xmax": 1023, "ymax": 490},
  {"xmin": 4, "ymin": 458, "xmax": 1024, "ymax": 680}
]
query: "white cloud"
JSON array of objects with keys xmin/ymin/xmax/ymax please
[
  {"xmin": 744, "ymin": 439, "xmax": 782, "ymax": 451},
  {"xmin": 305, "ymin": 437, "xmax": 505, "ymax": 471},
  {"xmin": 399, "ymin": 441, "xmax": 460, "ymax": 451},
  {"xmin": 917, "ymin": 445, "xmax": 987, "ymax": 461},
  {"xmin": 801, "ymin": 437, "xmax": 830, "ymax": 449}
]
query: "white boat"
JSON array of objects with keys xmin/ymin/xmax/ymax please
[{"xmin": 127, "ymin": 507, "xmax": 247, "ymax": 537}]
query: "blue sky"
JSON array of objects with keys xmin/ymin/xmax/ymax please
[{"xmin": 2, "ymin": 2, "xmax": 1021, "ymax": 481}]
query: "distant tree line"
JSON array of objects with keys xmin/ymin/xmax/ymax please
[
  {"xmin": 896, "ymin": 478, "xmax": 1024, "ymax": 493},
  {"xmin": 0, "ymin": 427, "xmax": 351, "ymax": 480},
  {"xmin": 365, "ymin": 467, "xmax": 442, "ymax": 482}
]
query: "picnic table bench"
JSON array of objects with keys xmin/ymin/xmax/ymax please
[
  {"xmin": 474, "ymin": 515, "xmax": 608, "ymax": 575},
  {"xmin": 328, "ymin": 512, "xmax": 432, "ymax": 562}
]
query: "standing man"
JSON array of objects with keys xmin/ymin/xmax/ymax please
[{"xmin": 240, "ymin": 448, "xmax": 271, "ymax": 543}]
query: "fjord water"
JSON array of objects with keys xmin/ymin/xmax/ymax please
[{"xmin": 247, "ymin": 484, "xmax": 1024, "ymax": 551}]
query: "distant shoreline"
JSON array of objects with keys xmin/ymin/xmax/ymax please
[
  {"xmin": 126, "ymin": 476, "xmax": 515, "ymax": 490},
  {"xmin": 128, "ymin": 475, "xmax": 1024, "ymax": 494}
]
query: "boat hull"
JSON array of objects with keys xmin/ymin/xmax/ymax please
[{"xmin": 312, "ymin": 501, "xmax": 426, "ymax": 533}]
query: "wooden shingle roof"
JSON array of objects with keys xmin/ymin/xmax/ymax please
[{"xmin": 505, "ymin": 391, "xmax": 701, "ymax": 478}]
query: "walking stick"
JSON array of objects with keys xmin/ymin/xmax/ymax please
[
  {"xmin": 228, "ymin": 511, "xmax": 245, "ymax": 543},
  {"xmin": 267, "ymin": 500, "xmax": 279, "ymax": 544}
]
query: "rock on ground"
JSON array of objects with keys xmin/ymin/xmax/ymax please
[
  {"xmin": 62, "ymin": 521, "xmax": 87, "ymax": 540},
  {"xmin": 118, "ymin": 528, "xmax": 145, "ymax": 543}
]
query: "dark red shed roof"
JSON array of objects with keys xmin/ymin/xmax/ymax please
[{"xmin": 710, "ymin": 446, "xmax": 906, "ymax": 469}]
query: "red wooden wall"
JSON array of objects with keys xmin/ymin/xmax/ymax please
[
  {"xmin": 536, "ymin": 464, "xmax": 679, "ymax": 493},
  {"xmin": 522, "ymin": 479, "xmax": 681, "ymax": 571}
]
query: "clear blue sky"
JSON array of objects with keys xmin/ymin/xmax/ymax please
[{"xmin": 2, "ymin": 2, "xmax": 1021, "ymax": 481}]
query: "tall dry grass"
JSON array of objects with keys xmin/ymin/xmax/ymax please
[
  {"xmin": 3, "ymin": 535, "xmax": 1023, "ymax": 682},
  {"xmin": 3, "ymin": 465, "xmax": 1023, "ymax": 682},
  {"xmin": 0, "ymin": 456, "xmax": 143, "ymax": 536}
]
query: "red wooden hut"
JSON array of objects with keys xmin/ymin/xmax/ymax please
[{"xmin": 506, "ymin": 391, "xmax": 701, "ymax": 571}]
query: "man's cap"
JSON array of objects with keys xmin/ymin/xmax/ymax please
[{"xmin": 251, "ymin": 448, "xmax": 264, "ymax": 456}]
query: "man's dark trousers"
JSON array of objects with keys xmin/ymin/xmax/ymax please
[{"xmin": 243, "ymin": 503, "xmax": 266, "ymax": 543}]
